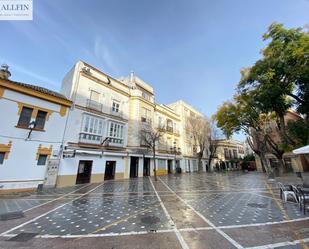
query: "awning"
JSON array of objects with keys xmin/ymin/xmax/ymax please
[
  {"xmin": 293, "ymin": 145, "xmax": 309, "ymax": 155},
  {"xmin": 75, "ymin": 150, "xmax": 102, "ymax": 156},
  {"xmin": 104, "ymin": 152, "xmax": 127, "ymax": 157}
]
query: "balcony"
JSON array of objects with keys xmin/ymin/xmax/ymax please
[
  {"xmin": 79, "ymin": 133, "xmax": 102, "ymax": 145},
  {"xmin": 141, "ymin": 117, "xmax": 152, "ymax": 124},
  {"xmin": 173, "ymin": 129, "xmax": 180, "ymax": 136},
  {"xmin": 166, "ymin": 126, "xmax": 173, "ymax": 133},
  {"xmin": 86, "ymin": 99, "xmax": 103, "ymax": 112},
  {"xmin": 106, "ymin": 137, "xmax": 124, "ymax": 147},
  {"xmin": 141, "ymin": 117, "xmax": 152, "ymax": 130}
]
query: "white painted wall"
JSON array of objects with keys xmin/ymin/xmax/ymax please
[
  {"xmin": 0, "ymin": 89, "xmax": 68, "ymax": 190},
  {"xmin": 58, "ymin": 155, "xmax": 126, "ymax": 177}
]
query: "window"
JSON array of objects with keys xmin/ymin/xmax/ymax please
[
  {"xmin": 224, "ymin": 148, "xmax": 229, "ymax": 158},
  {"xmin": 17, "ymin": 107, "xmax": 33, "ymax": 127},
  {"xmin": 35, "ymin": 110, "xmax": 47, "ymax": 129},
  {"xmin": 158, "ymin": 116, "xmax": 163, "ymax": 127},
  {"xmin": 142, "ymin": 92, "xmax": 151, "ymax": 101},
  {"xmin": 37, "ymin": 154, "xmax": 47, "ymax": 165},
  {"xmin": 0, "ymin": 152, "xmax": 5, "ymax": 164},
  {"xmin": 140, "ymin": 130, "xmax": 148, "ymax": 146},
  {"xmin": 174, "ymin": 123, "xmax": 178, "ymax": 133},
  {"xmin": 233, "ymin": 149, "xmax": 238, "ymax": 159},
  {"xmin": 87, "ymin": 90, "xmax": 102, "ymax": 111},
  {"xmin": 166, "ymin": 119, "xmax": 173, "ymax": 132},
  {"xmin": 108, "ymin": 122, "xmax": 124, "ymax": 144},
  {"xmin": 17, "ymin": 107, "xmax": 49, "ymax": 130},
  {"xmin": 141, "ymin": 108, "xmax": 151, "ymax": 123},
  {"xmin": 90, "ymin": 90, "xmax": 100, "ymax": 102},
  {"xmin": 112, "ymin": 101, "xmax": 120, "ymax": 113},
  {"xmin": 80, "ymin": 114, "xmax": 104, "ymax": 143}
]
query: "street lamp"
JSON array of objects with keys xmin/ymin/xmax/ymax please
[{"xmin": 27, "ymin": 121, "xmax": 36, "ymax": 139}]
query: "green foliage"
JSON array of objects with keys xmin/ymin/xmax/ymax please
[
  {"xmin": 265, "ymin": 23, "xmax": 309, "ymax": 116},
  {"xmin": 215, "ymin": 23, "xmax": 308, "ymax": 170},
  {"xmin": 243, "ymin": 154, "xmax": 255, "ymax": 162},
  {"xmin": 214, "ymin": 92, "xmax": 262, "ymax": 138},
  {"xmin": 287, "ymin": 119, "xmax": 309, "ymax": 147}
]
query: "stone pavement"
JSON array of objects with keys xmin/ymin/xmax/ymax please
[{"xmin": 0, "ymin": 172, "xmax": 308, "ymax": 249}]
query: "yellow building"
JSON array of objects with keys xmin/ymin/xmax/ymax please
[{"xmin": 213, "ymin": 139, "xmax": 245, "ymax": 170}]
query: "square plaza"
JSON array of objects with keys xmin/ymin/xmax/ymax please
[{"xmin": 0, "ymin": 172, "xmax": 308, "ymax": 249}]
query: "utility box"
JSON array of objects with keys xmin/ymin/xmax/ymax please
[{"xmin": 44, "ymin": 159, "xmax": 60, "ymax": 187}]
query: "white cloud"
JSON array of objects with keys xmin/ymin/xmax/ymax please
[
  {"xmin": 2, "ymin": 60, "xmax": 58, "ymax": 90},
  {"xmin": 93, "ymin": 36, "xmax": 119, "ymax": 74}
]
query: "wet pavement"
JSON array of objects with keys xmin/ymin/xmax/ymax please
[{"xmin": 0, "ymin": 172, "xmax": 308, "ymax": 249}]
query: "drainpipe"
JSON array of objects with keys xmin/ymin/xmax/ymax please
[{"xmin": 56, "ymin": 64, "xmax": 83, "ymax": 187}]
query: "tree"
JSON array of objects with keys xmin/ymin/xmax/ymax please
[
  {"xmin": 140, "ymin": 126, "xmax": 165, "ymax": 181},
  {"xmin": 215, "ymin": 23, "xmax": 309, "ymax": 176},
  {"xmin": 287, "ymin": 119, "xmax": 309, "ymax": 148},
  {"xmin": 207, "ymin": 119, "xmax": 221, "ymax": 171},
  {"xmin": 214, "ymin": 93, "xmax": 273, "ymax": 175},
  {"xmin": 238, "ymin": 23, "xmax": 309, "ymax": 147},
  {"xmin": 262, "ymin": 23, "xmax": 309, "ymax": 118},
  {"xmin": 187, "ymin": 116, "xmax": 209, "ymax": 172}
]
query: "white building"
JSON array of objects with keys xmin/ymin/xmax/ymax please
[
  {"xmin": 58, "ymin": 61, "xmax": 130, "ymax": 187},
  {"xmin": 0, "ymin": 65, "xmax": 71, "ymax": 191},
  {"xmin": 0, "ymin": 61, "xmax": 212, "ymax": 190},
  {"xmin": 168, "ymin": 100, "xmax": 208, "ymax": 172},
  {"xmin": 57, "ymin": 63, "xmax": 185, "ymax": 186},
  {"xmin": 121, "ymin": 73, "xmax": 182, "ymax": 177}
]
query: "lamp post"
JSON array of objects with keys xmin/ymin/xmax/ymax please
[{"xmin": 27, "ymin": 121, "xmax": 36, "ymax": 140}]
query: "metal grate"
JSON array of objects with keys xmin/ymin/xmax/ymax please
[
  {"xmin": 7, "ymin": 233, "xmax": 38, "ymax": 242},
  {"xmin": 0, "ymin": 211, "xmax": 25, "ymax": 221}
]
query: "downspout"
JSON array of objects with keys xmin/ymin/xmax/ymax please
[{"xmin": 57, "ymin": 64, "xmax": 83, "ymax": 186}]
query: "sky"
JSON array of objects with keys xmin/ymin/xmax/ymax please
[{"xmin": 0, "ymin": 0, "xmax": 308, "ymax": 141}]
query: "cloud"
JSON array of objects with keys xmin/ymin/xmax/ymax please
[
  {"xmin": 92, "ymin": 36, "xmax": 119, "ymax": 74},
  {"xmin": 2, "ymin": 59, "xmax": 58, "ymax": 90}
]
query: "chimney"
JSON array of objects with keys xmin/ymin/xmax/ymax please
[{"xmin": 0, "ymin": 64, "xmax": 11, "ymax": 80}]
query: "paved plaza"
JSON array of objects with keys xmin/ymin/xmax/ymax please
[{"xmin": 0, "ymin": 172, "xmax": 308, "ymax": 249}]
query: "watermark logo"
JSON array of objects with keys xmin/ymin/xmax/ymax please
[{"xmin": 0, "ymin": 0, "xmax": 33, "ymax": 20}]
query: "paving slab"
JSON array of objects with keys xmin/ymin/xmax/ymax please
[{"xmin": 0, "ymin": 172, "xmax": 308, "ymax": 249}]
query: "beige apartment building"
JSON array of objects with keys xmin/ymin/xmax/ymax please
[
  {"xmin": 55, "ymin": 61, "xmax": 209, "ymax": 186},
  {"xmin": 212, "ymin": 139, "xmax": 245, "ymax": 170},
  {"xmin": 168, "ymin": 100, "xmax": 208, "ymax": 172}
]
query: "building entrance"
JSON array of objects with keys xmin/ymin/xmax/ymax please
[
  {"xmin": 104, "ymin": 161, "xmax": 116, "ymax": 180},
  {"xmin": 143, "ymin": 158, "xmax": 150, "ymax": 176},
  {"xmin": 167, "ymin": 160, "xmax": 173, "ymax": 173},
  {"xmin": 76, "ymin": 160, "xmax": 92, "ymax": 184},
  {"xmin": 130, "ymin": 157, "xmax": 139, "ymax": 178}
]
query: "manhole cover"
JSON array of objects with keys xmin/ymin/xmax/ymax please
[
  {"xmin": 140, "ymin": 215, "xmax": 160, "ymax": 224},
  {"xmin": 247, "ymin": 203, "xmax": 267, "ymax": 208},
  {"xmin": 7, "ymin": 233, "xmax": 38, "ymax": 242},
  {"xmin": 0, "ymin": 211, "xmax": 25, "ymax": 221}
]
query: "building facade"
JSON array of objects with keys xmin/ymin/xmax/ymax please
[
  {"xmin": 254, "ymin": 110, "xmax": 309, "ymax": 173},
  {"xmin": 58, "ymin": 62, "xmax": 130, "ymax": 187},
  {"xmin": 0, "ymin": 61, "xmax": 214, "ymax": 190},
  {"xmin": 0, "ymin": 65, "xmax": 71, "ymax": 190},
  {"xmin": 212, "ymin": 139, "xmax": 245, "ymax": 170},
  {"xmin": 167, "ymin": 100, "xmax": 208, "ymax": 172},
  {"xmin": 56, "ymin": 61, "xmax": 210, "ymax": 187}
]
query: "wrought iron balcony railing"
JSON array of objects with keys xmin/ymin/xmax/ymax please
[{"xmin": 86, "ymin": 99, "xmax": 103, "ymax": 112}]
